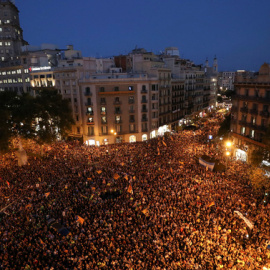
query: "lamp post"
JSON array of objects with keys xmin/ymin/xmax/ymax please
[{"xmin": 226, "ymin": 151, "xmax": 230, "ymax": 169}]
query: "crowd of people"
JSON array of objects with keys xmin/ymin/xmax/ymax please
[{"xmin": 0, "ymin": 115, "xmax": 270, "ymax": 269}]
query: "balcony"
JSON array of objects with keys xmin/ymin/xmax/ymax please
[
  {"xmin": 113, "ymin": 101, "xmax": 122, "ymax": 105},
  {"xmin": 114, "ymin": 110, "xmax": 122, "ymax": 114},
  {"xmin": 86, "ymin": 111, "xmax": 94, "ymax": 116},
  {"xmin": 87, "ymin": 121, "xmax": 94, "ymax": 125},
  {"xmin": 141, "ymin": 118, "xmax": 148, "ymax": 122},
  {"xmin": 129, "ymin": 109, "xmax": 135, "ymax": 113},
  {"xmin": 129, "ymin": 119, "xmax": 135, "ymax": 123},
  {"xmin": 128, "ymin": 100, "xmax": 135, "ymax": 104},
  {"xmin": 249, "ymin": 109, "xmax": 258, "ymax": 115},
  {"xmin": 100, "ymin": 111, "xmax": 107, "ymax": 115},
  {"xmin": 142, "ymin": 128, "xmax": 148, "ymax": 132},
  {"xmin": 100, "ymin": 100, "xmax": 106, "ymax": 105},
  {"xmin": 238, "ymin": 120, "xmax": 247, "ymax": 126},
  {"xmin": 234, "ymin": 95, "xmax": 270, "ymax": 104},
  {"xmin": 99, "ymin": 132, "xmax": 108, "ymax": 136},
  {"xmin": 141, "ymin": 89, "xmax": 148, "ymax": 93},
  {"xmin": 115, "ymin": 120, "xmax": 122, "ymax": 124},
  {"xmin": 240, "ymin": 107, "xmax": 249, "ymax": 113},
  {"xmin": 260, "ymin": 111, "xmax": 269, "ymax": 118},
  {"xmin": 141, "ymin": 108, "xmax": 148, "ymax": 113},
  {"xmin": 141, "ymin": 99, "xmax": 148, "ymax": 104},
  {"xmin": 84, "ymin": 91, "xmax": 92, "ymax": 96},
  {"xmin": 85, "ymin": 102, "xmax": 93, "ymax": 106}
]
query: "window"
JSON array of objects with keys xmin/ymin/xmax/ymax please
[
  {"xmin": 77, "ymin": 127, "xmax": 80, "ymax": 134},
  {"xmin": 87, "ymin": 98, "xmax": 92, "ymax": 105},
  {"xmin": 266, "ymin": 91, "xmax": 270, "ymax": 99},
  {"xmin": 101, "ymin": 126, "xmax": 107, "ymax": 134},
  {"xmin": 128, "ymin": 86, "xmax": 133, "ymax": 91},
  {"xmin": 115, "ymin": 107, "xmax": 121, "ymax": 114},
  {"xmin": 87, "ymin": 107, "xmax": 93, "ymax": 114},
  {"xmin": 129, "ymin": 96, "xmax": 134, "ymax": 103},
  {"xmin": 115, "ymin": 115, "xmax": 121, "ymax": 123},
  {"xmin": 250, "ymin": 130, "xmax": 255, "ymax": 138},
  {"xmin": 100, "ymin": 87, "xmax": 105, "ymax": 92},
  {"xmin": 74, "ymin": 98, "xmax": 77, "ymax": 103},
  {"xmin": 116, "ymin": 125, "xmax": 122, "ymax": 133},
  {"xmin": 251, "ymin": 116, "xmax": 256, "ymax": 125},
  {"xmin": 88, "ymin": 117, "xmax": 93, "ymax": 123},
  {"xmin": 241, "ymin": 127, "xmax": 246, "ymax": 136},
  {"xmin": 129, "ymin": 124, "xmax": 135, "ymax": 132},
  {"xmin": 261, "ymin": 119, "xmax": 265, "ymax": 127},
  {"xmin": 114, "ymin": 86, "xmax": 119, "ymax": 91},
  {"xmin": 129, "ymin": 115, "xmax": 135, "ymax": 122},
  {"xmin": 88, "ymin": 126, "xmax": 94, "ymax": 136},
  {"xmin": 100, "ymin": 97, "xmax": 106, "ymax": 104},
  {"xmin": 85, "ymin": 87, "xmax": 90, "ymax": 94},
  {"xmin": 263, "ymin": 105, "xmax": 268, "ymax": 112},
  {"xmin": 101, "ymin": 107, "xmax": 106, "ymax": 114},
  {"xmin": 245, "ymin": 89, "xmax": 249, "ymax": 96},
  {"xmin": 101, "ymin": 116, "xmax": 107, "ymax": 124},
  {"xmin": 76, "ymin": 115, "xmax": 79, "ymax": 121}
]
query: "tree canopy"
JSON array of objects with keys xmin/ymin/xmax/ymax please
[
  {"xmin": 0, "ymin": 89, "xmax": 74, "ymax": 151},
  {"xmin": 217, "ymin": 113, "xmax": 231, "ymax": 138}
]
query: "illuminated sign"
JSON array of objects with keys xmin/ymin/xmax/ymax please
[{"xmin": 29, "ymin": 66, "xmax": 51, "ymax": 72}]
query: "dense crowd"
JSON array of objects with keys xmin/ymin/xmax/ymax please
[{"xmin": 0, "ymin": 116, "xmax": 270, "ymax": 269}]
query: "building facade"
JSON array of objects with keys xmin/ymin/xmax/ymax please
[{"xmin": 231, "ymin": 63, "xmax": 270, "ymax": 162}]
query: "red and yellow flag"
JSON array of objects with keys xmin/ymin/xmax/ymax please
[
  {"xmin": 45, "ymin": 192, "xmax": 50, "ymax": 198},
  {"xmin": 76, "ymin": 215, "xmax": 85, "ymax": 225},
  {"xmin": 127, "ymin": 184, "xmax": 133, "ymax": 194},
  {"xmin": 114, "ymin": 174, "xmax": 120, "ymax": 180}
]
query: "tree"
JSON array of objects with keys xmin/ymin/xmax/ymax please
[
  {"xmin": 0, "ymin": 89, "xmax": 74, "ymax": 151},
  {"xmin": 217, "ymin": 113, "xmax": 231, "ymax": 138},
  {"xmin": 249, "ymin": 167, "xmax": 270, "ymax": 198},
  {"xmin": 217, "ymin": 95, "xmax": 223, "ymax": 103},
  {"xmin": 33, "ymin": 89, "xmax": 75, "ymax": 144}
]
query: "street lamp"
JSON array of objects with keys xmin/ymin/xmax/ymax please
[
  {"xmin": 226, "ymin": 141, "xmax": 232, "ymax": 148},
  {"xmin": 226, "ymin": 151, "xmax": 230, "ymax": 169}
]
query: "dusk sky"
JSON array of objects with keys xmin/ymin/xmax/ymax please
[{"xmin": 17, "ymin": 0, "xmax": 270, "ymax": 72}]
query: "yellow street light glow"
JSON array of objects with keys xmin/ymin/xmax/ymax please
[
  {"xmin": 114, "ymin": 132, "xmax": 117, "ymax": 135},
  {"xmin": 111, "ymin": 129, "xmax": 114, "ymax": 133},
  {"xmin": 226, "ymin": 151, "xmax": 230, "ymax": 156},
  {"xmin": 226, "ymin": 141, "xmax": 232, "ymax": 147}
]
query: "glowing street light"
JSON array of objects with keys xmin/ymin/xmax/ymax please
[{"xmin": 226, "ymin": 141, "xmax": 232, "ymax": 148}]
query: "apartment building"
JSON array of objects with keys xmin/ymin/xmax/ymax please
[{"xmin": 231, "ymin": 63, "xmax": 270, "ymax": 162}]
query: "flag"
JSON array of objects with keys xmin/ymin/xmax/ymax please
[
  {"xmin": 171, "ymin": 136, "xmax": 174, "ymax": 141},
  {"xmin": 207, "ymin": 202, "xmax": 215, "ymax": 208},
  {"xmin": 25, "ymin": 204, "xmax": 32, "ymax": 209},
  {"xmin": 39, "ymin": 238, "xmax": 45, "ymax": 246},
  {"xmin": 142, "ymin": 208, "xmax": 149, "ymax": 215},
  {"xmin": 234, "ymin": 210, "xmax": 254, "ymax": 230},
  {"xmin": 170, "ymin": 167, "xmax": 173, "ymax": 173},
  {"xmin": 97, "ymin": 170, "xmax": 102, "ymax": 174},
  {"xmin": 121, "ymin": 162, "xmax": 125, "ymax": 166},
  {"xmin": 162, "ymin": 141, "xmax": 167, "ymax": 147},
  {"xmin": 124, "ymin": 175, "xmax": 128, "ymax": 181},
  {"xmin": 133, "ymin": 176, "xmax": 136, "ymax": 180},
  {"xmin": 127, "ymin": 184, "xmax": 133, "ymax": 194},
  {"xmin": 45, "ymin": 192, "xmax": 50, "ymax": 198},
  {"xmin": 75, "ymin": 215, "xmax": 85, "ymax": 225},
  {"xmin": 87, "ymin": 178, "xmax": 91, "ymax": 181},
  {"xmin": 157, "ymin": 147, "xmax": 160, "ymax": 155},
  {"xmin": 6, "ymin": 181, "xmax": 10, "ymax": 187},
  {"xmin": 114, "ymin": 174, "xmax": 120, "ymax": 180}
]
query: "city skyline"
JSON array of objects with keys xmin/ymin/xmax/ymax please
[{"xmin": 15, "ymin": 0, "xmax": 270, "ymax": 72}]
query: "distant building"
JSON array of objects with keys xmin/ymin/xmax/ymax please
[
  {"xmin": 231, "ymin": 63, "xmax": 270, "ymax": 162},
  {"xmin": 218, "ymin": 71, "xmax": 235, "ymax": 92}
]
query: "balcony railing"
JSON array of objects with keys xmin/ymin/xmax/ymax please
[
  {"xmin": 249, "ymin": 109, "xmax": 258, "ymax": 115},
  {"xmin": 142, "ymin": 128, "xmax": 148, "ymax": 132},
  {"xmin": 234, "ymin": 95, "xmax": 270, "ymax": 103},
  {"xmin": 260, "ymin": 111, "xmax": 269, "ymax": 118},
  {"xmin": 115, "ymin": 120, "xmax": 122, "ymax": 124},
  {"xmin": 141, "ymin": 89, "xmax": 148, "ymax": 93},
  {"xmin": 99, "ymin": 132, "xmax": 108, "ymax": 136},
  {"xmin": 129, "ymin": 109, "xmax": 135, "ymax": 113},
  {"xmin": 113, "ymin": 101, "xmax": 122, "ymax": 105},
  {"xmin": 141, "ymin": 108, "xmax": 148, "ymax": 113},
  {"xmin": 141, "ymin": 99, "xmax": 148, "ymax": 103},
  {"xmin": 84, "ymin": 92, "xmax": 92, "ymax": 96},
  {"xmin": 100, "ymin": 111, "xmax": 107, "ymax": 115},
  {"xmin": 114, "ymin": 110, "xmax": 122, "ymax": 114},
  {"xmin": 240, "ymin": 107, "xmax": 248, "ymax": 113},
  {"xmin": 86, "ymin": 111, "xmax": 94, "ymax": 115},
  {"xmin": 141, "ymin": 118, "xmax": 148, "ymax": 122},
  {"xmin": 85, "ymin": 102, "xmax": 93, "ymax": 106},
  {"xmin": 128, "ymin": 100, "xmax": 135, "ymax": 104},
  {"xmin": 129, "ymin": 119, "xmax": 135, "ymax": 123},
  {"xmin": 87, "ymin": 121, "xmax": 94, "ymax": 125},
  {"xmin": 100, "ymin": 100, "xmax": 106, "ymax": 105}
]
